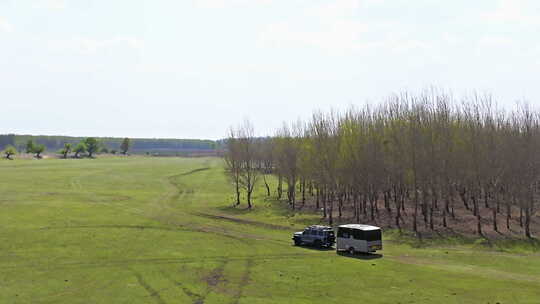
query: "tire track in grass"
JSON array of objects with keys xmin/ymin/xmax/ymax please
[
  {"xmin": 139, "ymin": 167, "xmax": 255, "ymax": 245},
  {"xmin": 192, "ymin": 212, "xmax": 292, "ymax": 231},
  {"xmin": 96, "ymin": 167, "xmax": 210, "ymax": 303},
  {"xmin": 179, "ymin": 167, "xmax": 210, "ymax": 176},
  {"xmin": 232, "ymin": 259, "xmax": 253, "ymax": 304},
  {"xmin": 39, "ymin": 165, "xmax": 240, "ymax": 303},
  {"xmin": 160, "ymin": 268, "xmax": 207, "ymax": 304},
  {"xmin": 390, "ymin": 254, "xmax": 540, "ymax": 283},
  {"xmin": 0, "ymin": 253, "xmax": 321, "ymax": 271},
  {"xmin": 35, "ymin": 167, "xmax": 203, "ymax": 303},
  {"xmin": 38, "ymin": 225, "xmax": 193, "ymax": 232},
  {"xmin": 38, "ymin": 223, "xmax": 250, "ymax": 244},
  {"xmin": 4, "ymin": 162, "xmax": 216, "ymax": 303},
  {"xmin": 133, "ymin": 271, "xmax": 167, "ymax": 304},
  {"xmin": 158, "ymin": 253, "xmax": 237, "ymax": 304}
]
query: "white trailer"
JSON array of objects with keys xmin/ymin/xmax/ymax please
[{"xmin": 336, "ymin": 224, "xmax": 382, "ymax": 254}]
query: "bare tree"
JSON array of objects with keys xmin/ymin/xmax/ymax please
[
  {"xmin": 224, "ymin": 127, "xmax": 242, "ymax": 206},
  {"xmin": 237, "ymin": 120, "xmax": 260, "ymax": 209},
  {"xmin": 229, "ymin": 90, "xmax": 540, "ymax": 238}
]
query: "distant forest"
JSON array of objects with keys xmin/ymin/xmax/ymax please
[{"xmin": 0, "ymin": 134, "xmax": 220, "ymax": 155}]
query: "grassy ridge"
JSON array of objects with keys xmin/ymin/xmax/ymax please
[{"xmin": 0, "ymin": 157, "xmax": 539, "ymax": 303}]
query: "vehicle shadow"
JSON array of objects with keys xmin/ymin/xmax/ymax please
[
  {"xmin": 336, "ymin": 251, "xmax": 383, "ymax": 260},
  {"xmin": 292, "ymin": 245, "xmax": 336, "ymax": 252}
]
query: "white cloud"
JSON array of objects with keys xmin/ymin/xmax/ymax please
[
  {"xmin": 258, "ymin": 1, "xmax": 370, "ymax": 54},
  {"xmin": 47, "ymin": 36, "xmax": 143, "ymax": 55},
  {"xmin": 258, "ymin": 0, "xmax": 432, "ymax": 56},
  {"xmin": 33, "ymin": 0, "xmax": 67, "ymax": 10},
  {"xmin": 195, "ymin": 0, "xmax": 272, "ymax": 9},
  {"xmin": 0, "ymin": 17, "xmax": 14, "ymax": 33},
  {"xmin": 478, "ymin": 35, "xmax": 513, "ymax": 47},
  {"xmin": 482, "ymin": 0, "xmax": 540, "ymax": 26}
]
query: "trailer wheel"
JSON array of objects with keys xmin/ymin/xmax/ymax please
[{"xmin": 348, "ymin": 247, "xmax": 355, "ymax": 255}]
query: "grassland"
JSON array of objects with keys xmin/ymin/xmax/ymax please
[{"xmin": 1, "ymin": 157, "xmax": 539, "ymax": 303}]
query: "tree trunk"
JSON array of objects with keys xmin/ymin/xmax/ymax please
[
  {"xmin": 506, "ymin": 204, "xmax": 511, "ymax": 230},
  {"xmin": 492, "ymin": 206, "xmax": 498, "ymax": 232},
  {"xmin": 484, "ymin": 189, "xmax": 489, "ymax": 209},
  {"xmin": 459, "ymin": 188, "xmax": 470, "ymax": 210},
  {"xmin": 316, "ymin": 187, "xmax": 320, "ymax": 209},
  {"xmin": 370, "ymin": 195, "xmax": 375, "ymax": 221},
  {"xmin": 472, "ymin": 195, "xmax": 482, "ymax": 235},
  {"xmin": 413, "ymin": 188, "xmax": 418, "ymax": 234},
  {"xmin": 247, "ymin": 190, "xmax": 252, "ymax": 209},
  {"xmin": 328, "ymin": 192, "xmax": 334, "ymax": 225},
  {"xmin": 525, "ymin": 206, "xmax": 531, "ymax": 238},
  {"xmin": 301, "ymin": 180, "xmax": 306, "ymax": 206},
  {"xmin": 322, "ymin": 189, "xmax": 327, "ymax": 218},
  {"xmin": 338, "ymin": 193, "xmax": 343, "ymax": 219},
  {"xmin": 277, "ymin": 175, "xmax": 283, "ymax": 199},
  {"xmin": 422, "ymin": 190, "xmax": 428, "ymax": 229},
  {"xmin": 263, "ymin": 174, "xmax": 270, "ymax": 196},
  {"xmin": 362, "ymin": 195, "xmax": 367, "ymax": 215},
  {"xmin": 442, "ymin": 208, "xmax": 447, "ymax": 228},
  {"xmin": 354, "ymin": 193, "xmax": 360, "ymax": 223},
  {"xmin": 235, "ymin": 177, "xmax": 241, "ymax": 206}
]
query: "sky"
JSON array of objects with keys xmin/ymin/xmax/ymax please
[{"xmin": 1, "ymin": 0, "xmax": 539, "ymax": 139}]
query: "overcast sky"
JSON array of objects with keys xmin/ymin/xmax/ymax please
[{"xmin": 1, "ymin": 0, "xmax": 539, "ymax": 139}]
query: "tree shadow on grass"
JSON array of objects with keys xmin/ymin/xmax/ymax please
[{"xmin": 336, "ymin": 251, "xmax": 383, "ymax": 260}]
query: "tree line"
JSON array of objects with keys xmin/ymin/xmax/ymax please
[
  {"xmin": 225, "ymin": 91, "xmax": 540, "ymax": 238},
  {"xmin": 2, "ymin": 137, "xmax": 131, "ymax": 159},
  {"xmin": 0, "ymin": 134, "xmax": 217, "ymax": 154}
]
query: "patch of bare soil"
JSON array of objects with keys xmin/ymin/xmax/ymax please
[
  {"xmin": 204, "ymin": 263, "xmax": 227, "ymax": 288},
  {"xmin": 294, "ymin": 196, "xmax": 540, "ymax": 240}
]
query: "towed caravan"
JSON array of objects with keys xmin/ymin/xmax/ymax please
[{"xmin": 336, "ymin": 224, "xmax": 382, "ymax": 254}]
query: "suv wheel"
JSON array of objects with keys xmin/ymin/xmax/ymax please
[
  {"xmin": 348, "ymin": 247, "xmax": 355, "ymax": 255},
  {"xmin": 314, "ymin": 240, "xmax": 322, "ymax": 248},
  {"xmin": 294, "ymin": 238, "xmax": 301, "ymax": 246}
]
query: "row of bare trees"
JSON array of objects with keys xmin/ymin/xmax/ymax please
[
  {"xmin": 225, "ymin": 91, "xmax": 540, "ymax": 238},
  {"xmin": 224, "ymin": 120, "xmax": 260, "ymax": 209}
]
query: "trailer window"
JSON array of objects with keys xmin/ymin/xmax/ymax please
[
  {"xmin": 352, "ymin": 229, "xmax": 364, "ymax": 240},
  {"xmin": 337, "ymin": 228, "xmax": 351, "ymax": 238},
  {"xmin": 364, "ymin": 229, "xmax": 382, "ymax": 241}
]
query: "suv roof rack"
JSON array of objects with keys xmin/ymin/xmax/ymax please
[{"xmin": 308, "ymin": 225, "xmax": 333, "ymax": 230}]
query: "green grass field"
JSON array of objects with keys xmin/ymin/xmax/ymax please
[{"xmin": 1, "ymin": 157, "xmax": 539, "ymax": 303}]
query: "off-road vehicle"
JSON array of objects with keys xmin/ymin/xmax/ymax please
[{"xmin": 292, "ymin": 225, "xmax": 335, "ymax": 248}]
